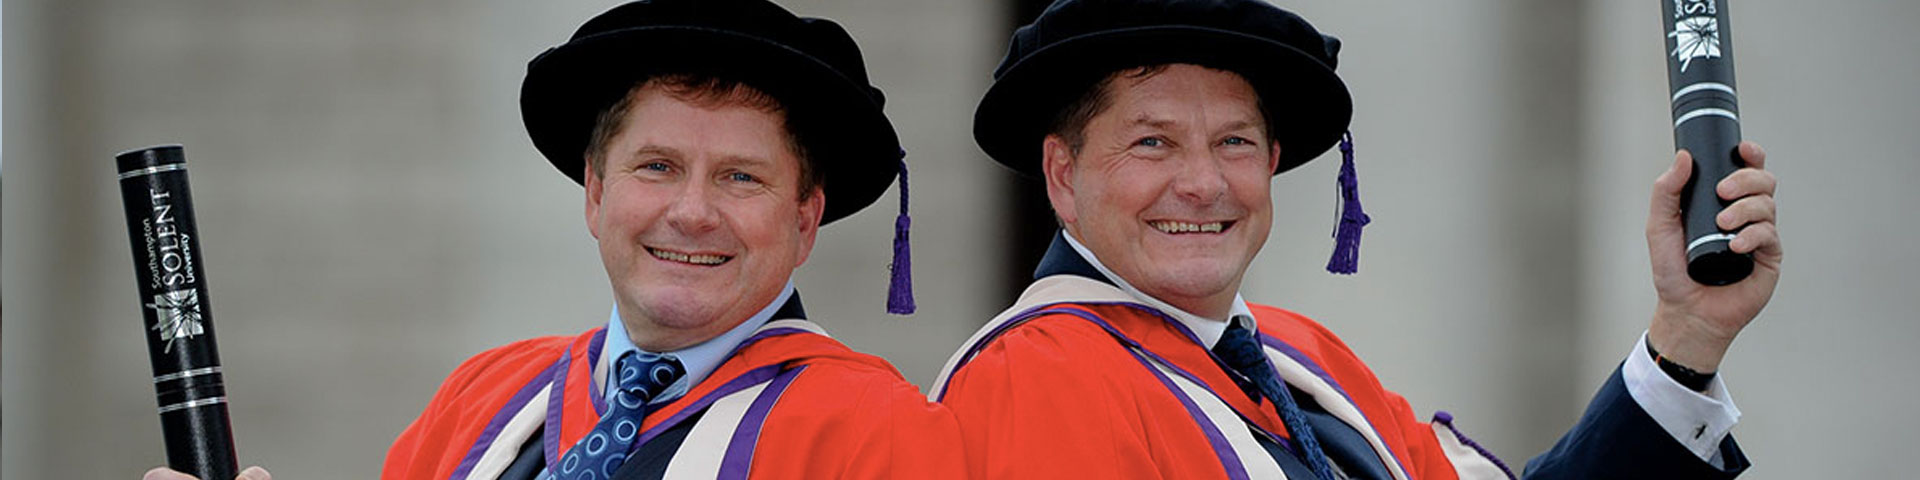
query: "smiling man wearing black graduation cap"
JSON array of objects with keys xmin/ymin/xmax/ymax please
[
  {"xmin": 144, "ymin": 4, "xmax": 963, "ymax": 478},
  {"xmin": 931, "ymin": 0, "xmax": 1781, "ymax": 479},
  {"xmin": 365, "ymin": 1, "xmax": 963, "ymax": 479},
  {"xmin": 147, "ymin": 2, "xmax": 966, "ymax": 478}
]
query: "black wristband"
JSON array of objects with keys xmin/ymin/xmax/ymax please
[{"xmin": 1645, "ymin": 340, "xmax": 1716, "ymax": 392}]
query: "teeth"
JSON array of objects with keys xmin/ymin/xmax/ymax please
[
  {"xmin": 648, "ymin": 248, "xmax": 730, "ymax": 265},
  {"xmin": 1151, "ymin": 221, "xmax": 1225, "ymax": 234}
]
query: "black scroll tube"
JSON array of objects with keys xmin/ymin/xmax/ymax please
[
  {"xmin": 116, "ymin": 145, "xmax": 240, "ymax": 480},
  {"xmin": 1661, "ymin": 0, "xmax": 1754, "ymax": 286}
]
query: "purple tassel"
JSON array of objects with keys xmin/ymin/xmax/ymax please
[
  {"xmin": 1326, "ymin": 132, "xmax": 1370, "ymax": 275},
  {"xmin": 887, "ymin": 150, "xmax": 916, "ymax": 315}
]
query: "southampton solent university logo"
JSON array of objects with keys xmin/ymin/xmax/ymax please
[
  {"xmin": 142, "ymin": 186, "xmax": 205, "ymax": 354},
  {"xmin": 1670, "ymin": 0, "xmax": 1721, "ymax": 72},
  {"xmin": 147, "ymin": 289, "xmax": 206, "ymax": 353}
]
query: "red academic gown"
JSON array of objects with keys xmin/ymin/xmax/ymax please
[
  {"xmin": 386, "ymin": 318, "xmax": 965, "ymax": 480},
  {"xmin": 933, "ymin": 275, "xmax": 1510, "ymax": 480}
]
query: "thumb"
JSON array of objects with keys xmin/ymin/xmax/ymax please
[
  {"xmin": 237, "ymin": 466, "xmax": 272, "ymax": 480},
  {"xmin": 143, "ymin": 468, "xmax": 197, "ymax": 480},
  {"xmin": 1647, "ymin": 150, "xmax": 1692, "ymax": 280},
  {"xmin": 1650, "ymin": 150, "xmax": 1691, "ymax": 223}
]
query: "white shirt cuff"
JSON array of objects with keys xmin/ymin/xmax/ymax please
[{"xmin": 1621, "ymin": 331, "xmax": 1742, "ymax": 463}]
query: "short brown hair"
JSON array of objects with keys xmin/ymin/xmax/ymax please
[
  {"xmin": 584, "ymin": 74, "xmax": 820, "ymax": 199},
  {"xmin": 1046, "ymin": 64, "xmax": 1274, "ymax": 155}
]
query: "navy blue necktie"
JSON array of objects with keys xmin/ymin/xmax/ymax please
[
  {"xmin": 1213, "ymin": 321, "xmax": 1338, "ymax": 480},
  {"xmin": 542, "ymin": 350, "xmax": 685, "ymax": 480}
]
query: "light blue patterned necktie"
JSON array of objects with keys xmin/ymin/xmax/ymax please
[{"xmin": 542, "ymin": 350, "xmax": 685, "ymax": 480}]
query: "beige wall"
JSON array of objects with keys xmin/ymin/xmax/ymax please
[{"xmin": 5, "ymin": 1, "xmax": 1914, "ymax": 478}]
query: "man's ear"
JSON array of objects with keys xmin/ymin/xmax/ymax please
[
  {"xmin": 1267, "ymin": 142, "xmax": 1283, "ymax": 173},
  {"xmin": 1042, "ymin": 134, "xmax": 1079, "ymax": 226},
  {"xmin": 793, "ymin": 188, "xmax": 826, "ymax": 267},
  {"xmin": 584, "ymin": 162, "xmax": 603, "ymax": 240}
]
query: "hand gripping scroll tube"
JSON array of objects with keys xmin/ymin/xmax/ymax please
[
  {"xmin": 1661, "ymin": 0, "xmax": 1754, "ymax": 285},
  {"xmin": 116, "ymin": 145, "xmax": 240, "ymax": 480}
]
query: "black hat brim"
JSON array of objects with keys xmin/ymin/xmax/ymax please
[
  {"xmin": 522, "ymin": 26, "xmax": 900, "ymax": 225},
  {"xmin": 974, "ymin": 25, "xmax": 1352, "ymax": 177}
]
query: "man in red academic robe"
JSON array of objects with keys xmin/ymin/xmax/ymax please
[
  {"xmin": 150, "ymin": 1, "xmax": 963, "ymax": 479},
  {"xmin": 377, "ymin": 1, "xmax": 964, "ymax": 478},
  {"xmin": 934, "ymin": 0, "xmax": 1781, "ymax": 479},
  {"xmin": 377, "ymin": 1, "xmax": 963, "ymax": 478}
]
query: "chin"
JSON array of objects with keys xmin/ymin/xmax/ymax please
[
  {"xmin": 1161, "ymin": 277, "xmax": 1237, "ymax": 302},
  {"xmin": 628, "ymin": 287, "xmax": 729, "ymax": 330},
  {"xmin": 1136, "ymin": 267, "xmax": 1234, "ymax": 301}
]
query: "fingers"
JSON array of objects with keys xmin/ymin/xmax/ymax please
[
  {"xmin": 1717, "ymin": 167, "xmax": 1777, "ymax": 201},
  {"xmin": 1736, "ymin": 141, "xmax": 1766, "ymax": 170},
  {"xmin": 1716, "ymin": 194, "xmax": 1776, "ymax": 231},
  {"xmin": 1714, "ymin": 142, "xmax": 1779, "ymax": 259},
  {"xmin": 1721, "ymin": 196, "xmax": 1781, "ymax": 258},
  {"xmin": 144, "ymin": 468, "xmax": 197, "ymax": 480},
  {"xmin": 1730, "ymin": 221, "xmax": 1781, "ymax": 259},
  {"xmin": 1721, "ymin": 142, "xmax": 1781, "ymax": 261},
  {"xmin": 140, "ymin": 466, "xmax": 268, "ymax": 480}
]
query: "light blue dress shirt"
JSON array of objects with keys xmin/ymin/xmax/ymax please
[{"xmin": 596, "ymin": 282, "xmax": 797, "ymax": 407}]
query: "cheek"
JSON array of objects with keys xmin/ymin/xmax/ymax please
[
  {"xmin": 604, "ymin": 187, "xmax": 668, "ymax": 229},
  {"xmin": 1237, "ymin": 181, "xmax": 1273, "ymax": 213},
  {"xmin": 1225, "ymin": 162, "xmax": 1273, "ymax": 208},
  {"xmin": 1232, "ymin": 179, "xmax": 1274, "ymax": 246},
  {"xmin": 1078, "ymin": 183, "xmax": 1132, "ymax": 231},
  {"xmin": 731, "ymin": 199, "xmax": 805, "ymax": 252},
  {"xmin": 1088, "ymin": 166, "xmax": 1165, "ymax": 216}
]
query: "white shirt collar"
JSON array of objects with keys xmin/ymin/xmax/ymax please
[
  {"xmin": 598, "ymin": 281, "xmax": 796, "ymax": 405},
  {"xmin": 1061, "ymin": 230, "xmax": 1255, "ymax": 348}
]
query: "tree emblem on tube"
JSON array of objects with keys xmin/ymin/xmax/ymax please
[
  {"xmin": 146, "ymin": 289, "xmax": 206, "ymax": 353},
  {"xmin": 1670, "ymin": 15, "xmax": 1721, "ymax": 72}
]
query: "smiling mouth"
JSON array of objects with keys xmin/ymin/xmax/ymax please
[
  {"xmin": 646, "ymin": 247, "xmax": 733, "ymax": 266},
  {"xmin": 1149, "ymin": 220, "xmax": 1234, "ymax": 234}
]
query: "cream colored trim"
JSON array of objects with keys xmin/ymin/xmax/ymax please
[
  {"xmin": 759, "ymin": 318, "xmax": 829, "ymax": 337},
  {"xmin": 929, "ymin": 275, "xmax": 1134, "ymax": 399},
  {"xmin": 1431, "ymin": 422, "xmax": 1511, "ymax": 480},
  {"xmin": 464, "ymin": 385, "xmax": 552, "ymax": 480},
  {"xmin": 1265, "ymin": 348, "xmax": 1413, "ymax": 480},
  {"xmin": 660, "ymin": 380, "xmax": 776, "ymax": 479},
  {"xmin": 1145, "ymin": 355, "xmax": 1288, "ymax": 478}
]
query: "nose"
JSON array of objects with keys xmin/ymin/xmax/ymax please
[
  {"xmin": 1170, "ymin": 150, "xmax": 1229, "ymax": 205},
  {"xmin": 662, "ymin": 178, "xmax": 722, "ymax": 234}
]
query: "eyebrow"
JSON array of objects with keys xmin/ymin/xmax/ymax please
[
  {"xmin": 1123, "ymin": 115, "xmax": 1264, "ymax": 134},
  {"xmin": 626, "ymin": 145, "xmax": 772, "ymax": 166},
  {"xmin": 714, "ymin": 154, "xmax": 776, "ymax": 170},
  {"xmin": 1215, "ymin": 119, "xmax": 1264, "ymax": 134},
  {"xmin": 1125, "ymin": 114, "xmax": 1179, "ymax": 130},
  {"xmin": 626, "ymin": 145, "xmax": 683, "ymax": 161}
]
